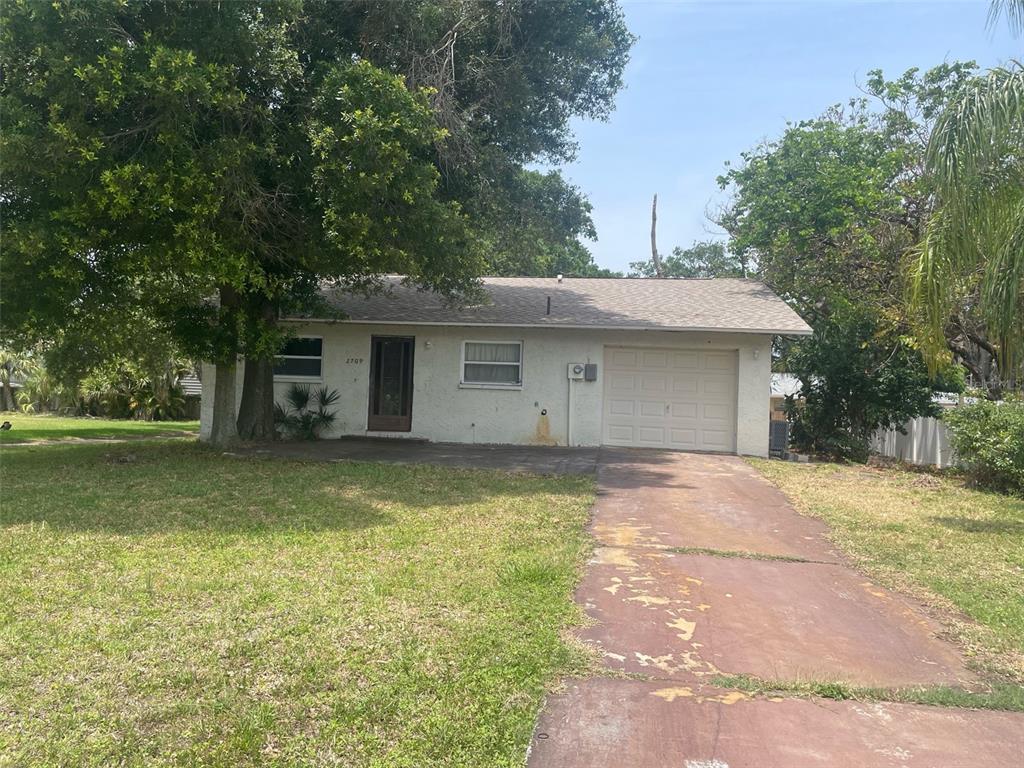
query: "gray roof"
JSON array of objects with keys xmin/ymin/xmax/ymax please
[{"xmin": 310, "ymin": 276, "xmax": 812, "ymax": 335}]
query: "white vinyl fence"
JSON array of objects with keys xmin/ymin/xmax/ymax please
[{"xmin": 871, "ymin": 415, "xmax": 956, "ymax": 468}]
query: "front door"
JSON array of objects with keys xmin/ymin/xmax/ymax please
[{"xmin": 367, "ymin": 336, "xmax": 415, "ymax": 432}]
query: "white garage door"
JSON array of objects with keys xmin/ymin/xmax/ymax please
[{"xmin": 602, "ymin": 346, "xmax": 738, "ymax": 452}]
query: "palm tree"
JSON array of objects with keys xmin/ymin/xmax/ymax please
[
  {"xmin": 0, "ymin": 346, "xmax": 32, "ymax": 411},
  {"xmin": 908, "ymin": 6, "xmax": 1024, "ymax": 384}
]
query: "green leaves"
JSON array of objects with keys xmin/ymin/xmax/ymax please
[{"xmin": 910, "ymin": 63, "xmax": 1024, "ymax": 373}]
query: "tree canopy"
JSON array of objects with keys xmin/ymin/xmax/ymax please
[
  {"xmin": 629, "ymin": 240, "xmax": 746, "ymax": 279},
  {"xmin": 1, "ymin": 0, "xmax": 634, "ymax": 443}
]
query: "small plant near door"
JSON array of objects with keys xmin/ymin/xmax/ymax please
[{"xmin": 274, "ymin": 384, "xmax": 340, "ymax": 440}]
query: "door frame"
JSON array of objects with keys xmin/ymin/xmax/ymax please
[{"xmin": 367, "ymin": 335, "xmax": 415, "ymax": 432}]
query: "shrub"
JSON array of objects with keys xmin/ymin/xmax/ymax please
[
  {"xmin": 944, "ymin": 399, "xmax": 1024, "ymax": 493},
  {"xmin": 785, "ymin": 304, "xmax": 942, "ymax": 462},
  {"xmin": 274, "ymin": 384, "xmax": 340, "ymax": 440}
]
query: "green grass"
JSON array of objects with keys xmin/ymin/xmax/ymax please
[
  {"xmin": 749, "ymin": 459, "xmax": 1024, "ymax": 683},
  {"xmin": 0, "ymin": 441, "xmax": 596, "ymax": 767},
  {"xmin": 0, "ymin": 413, "xmax": 198, "ymax": 443},
  {"xmin": 712, "ymin": 673, "xmax": 1024, "ymax": 712}
]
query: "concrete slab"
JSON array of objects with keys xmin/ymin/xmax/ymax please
[
  {"xmin": 232, "ymin": 437, "xmax": 599, "ymax": 475},
  {"xmin": 579, "ymin": 547, "xmax": 973, "ymax": 687},
  {"xmin": 594, "ymin": 449, "xmax": 839, "ymax": 561},
  {"xmin": 528, "ymin": 678, "xmax": 1024, "ymax": 768}
]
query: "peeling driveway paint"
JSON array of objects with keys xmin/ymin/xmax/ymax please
[
  {"xmin": 593, "ymin": 448, "xmax": 842, "ymax": 560},
  {"xmin": 579, "ymin": 547, "xmax": 974, "ymax": 687},
  {"xmin": 527, "ymin": 451, "xmax": 1024, "ymax": 767},
  {"xmin": 529, "ymin": 678, "xmax": 1024, "ymax": 768}
]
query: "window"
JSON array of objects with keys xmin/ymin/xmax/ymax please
[
  {"xmin": 461, "ymin": 341, "xmax": 522, "ymax": 386},
  {"xmin": 274, "ymin": 337, "xmax": 323, "ymax": 379}
]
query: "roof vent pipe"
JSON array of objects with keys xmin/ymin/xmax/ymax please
[{"xmin": 546, "ymin": 296, "xmax": 551, "ymax": 315}]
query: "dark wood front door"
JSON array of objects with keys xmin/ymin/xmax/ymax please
[{"xmin": 367, "ymin": 336, "xmax": 415, "ymax": 432}]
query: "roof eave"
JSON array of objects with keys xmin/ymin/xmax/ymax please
[{"xmin": 281, "ymin": 316, "xmax": 814, "ymax": 336}]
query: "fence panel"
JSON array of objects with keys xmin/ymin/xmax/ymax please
[{"xmin": 871, "ymin": 415, "xmax": 956, "ymax": 468}]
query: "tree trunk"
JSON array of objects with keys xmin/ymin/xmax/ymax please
[
  {"xmin": 650, "ymin": 193, "xmax": 664, "ymax": 278},
  {"xmin": 207, "ymin": 284, "xmax": 241, "ymax": 448},
  {"xmin": 208, "ymin": 359, "xmax": 240, "ymax": 447},
  {"xmin": 236, "ymin": 295, "xmax": 278, "ymax": 441},
  {"xmin": 1, "ymin": 382, "xmax": 13, "ymax": 411},
  {"xmin": 237, "ymin": 356, "xmax": 276, "ymax": 440}
]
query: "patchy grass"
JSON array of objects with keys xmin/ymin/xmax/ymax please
[
  {"xmin": 0, "ymin": 413, "xmax": 198, "ymax": 443},
  {"xmin": 0, "ymin": 441, "xmax": 595, "ymax": 767},
  {"xmin": 712, "ymin": 673, "xmax": 1024, "ymax": 712},
  {"xmin": 750, "ymin": 459, "xmax": 1024, "ymax": 683}
]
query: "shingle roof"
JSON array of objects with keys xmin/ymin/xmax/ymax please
[{"xmin": 311, "ymin": 276, "xmax": 812, "ymax": 335}]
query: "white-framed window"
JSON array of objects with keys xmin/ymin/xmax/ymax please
[
  {"xmin": 274, "ymin": 336, "xmax": 323, "ymax": 379},
  {"xmin": 461, "ymin": 340, "xmax": 523, "ymax": 387}
]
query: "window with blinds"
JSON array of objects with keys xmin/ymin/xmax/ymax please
[
  {"xmin": 461, "ymin": 341, "xmax": 523, "ymax": 386},
  {"xmin": 273, "ymin": 337, "xmax": 323, "ymax": 379}
]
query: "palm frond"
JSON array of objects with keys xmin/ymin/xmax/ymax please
[
  {"xmin": 285, "ymin": 383, "xmax": 311, "ymax": 412},
  {"xmin": 314, "ymin": 386, "xmax": 340, "ymax": 409},
  {"xmin": 926, "ymin": 63, "xmax": 1024, "ymax": 195},
  {"xmin": 989, "ymin": 0, "xmax": 1024, "ymax": 35},
  {"xmin": 914, "ymin": 61, "xmax": 1024, "ymax": 372}
]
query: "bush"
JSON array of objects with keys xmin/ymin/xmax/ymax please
[
  {"xmin": 785, "ymin": 304, "xmax": 942, "ymax": 462},
  {"xmin": 944, "ymin": 399, "xmax": 1024, "ymax": 493},
  {"xmin": 274, "ymin": 384, "xmax": 340, "ymax": 440}
]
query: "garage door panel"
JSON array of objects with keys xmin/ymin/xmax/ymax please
[
  {"xmin": 671, "ymin": 351, "xmax": 700, "ymax": 370},
  {"xmin": 668, "ymin": 401, "xmax": 698, "ymax": 419},
  {"xmin": 636, "ymin": 426, "xmax": 666, "ymax": 444},
  {"xmin": 671, "ymin": 375, "xmax": 699, "ymax": 395},
  {"xmin": 607, "ymin": 424, "xmax": 635, "ymax": 442},
  {"xmin": 703, "ymin": 352, "xmax": 737, "ymax": 372},
  {"xmin": 604, "ymin": 346, "xmax": 737, "ymax": 452},
  {"xmin": 641, "ymin": 350, "xmax": 669, "ymax": 368},
  {"xmin": 610, "ymin": 350, "xmax": 640, "ymax": 368},
  {"xmin": 608, "ymin": 373, "xmax": 637, "ymax": 392},
  {"xmin": 638, "ymin": 400, "xmax": 667, "ymax": 418},
  {"xmin": 608, "ymin": 399, "xmax": 635, "ymax": 416},
  {"xmin": 701, "ymin": 375, "xmax": 736, "ymax": 396},
  {"xmin": 703, "ymin": 403, "xmax": 732, "ymax": 421},
  {"xmin": 639, "ymin": 374, "xmax": 668, "ymax": 394},
  {"xmin": 669, "ymin": 429, "xmax": 698, "ymax": 449}
]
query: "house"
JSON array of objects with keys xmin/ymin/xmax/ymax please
[
  {"xmin": 200, "ymin": 276, "xmax": 811, "ymax": 456},
  {"xmin": 770, "ymin": 373, "xmax": 803, "ymax": 421}
]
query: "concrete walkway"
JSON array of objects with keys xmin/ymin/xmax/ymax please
[
  {"xmin": 230, "ymin": 436, "xmax": 599, "ymax": 475},
  {"xmin": 528, "ymin": 450, "xmax": 1024, "ymax": 767}
]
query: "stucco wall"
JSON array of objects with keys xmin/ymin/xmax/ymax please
[{"xmin": 200, "ymin": 324, "xmax": 773, "ymax": 456}]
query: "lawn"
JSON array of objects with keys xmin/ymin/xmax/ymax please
[
  {"xmin": 0, "ymin": 441, "xmax": 595, "ymax": 767},
  {"xmin": 0, "ymin": 413, "xmax": 198, "ymax": 443},
  {"xmin": 750, "ymin": 459, "xmax": 1024, "ymax": 683}
]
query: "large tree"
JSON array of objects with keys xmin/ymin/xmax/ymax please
[
  {"xmin": 717, "ymin": 64, "xmax": 978, "ymax": 456},
  {"xmin": 1, "ymin": 1, "xmax": 633, "ymax": 444}
]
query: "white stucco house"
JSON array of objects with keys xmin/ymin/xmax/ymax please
[{"xmin": 200, "ymin": 276, "xmax": 811, "ymax": 457}]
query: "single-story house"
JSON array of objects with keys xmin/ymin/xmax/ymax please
[{"xmin": 200, "ymin": 276, "xmax": 811, "ymax": 456}]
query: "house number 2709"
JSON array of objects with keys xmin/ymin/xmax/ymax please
[{"xmin": 345, "ymin": 357, "xmax": 364, "ymax": 364}]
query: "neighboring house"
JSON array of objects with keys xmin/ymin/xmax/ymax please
[
  {"xmin": 200, "ymin": 276, "xmax": 811, "ymax": 456},
  {"xmin": 770, "ymin": 373, "xmax": 803, "ymax": 421},
  {"xmin": 180, "ymin": 372, "xmax": 203, "ymax": 420}
]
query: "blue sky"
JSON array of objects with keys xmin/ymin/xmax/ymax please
[{"xmin": 559, "ymin": 1, "xmax": 1020, "ymax": 273}]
